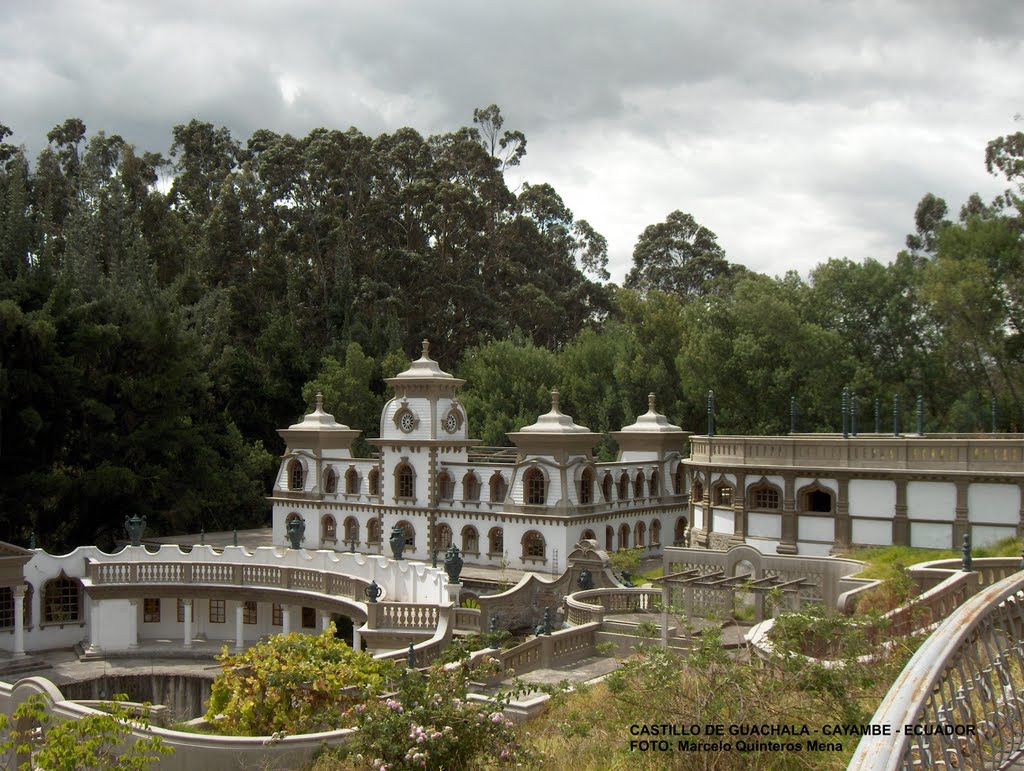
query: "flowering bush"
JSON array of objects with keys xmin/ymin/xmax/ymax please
[
  {"xmin": 207, "ymin": 625, "xmax": 397, "ymax": 735},
  {"xmin": 344, "ymin": 665, "xmax": 528, "ymax": 770}
]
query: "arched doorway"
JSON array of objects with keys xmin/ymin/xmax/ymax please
[{"xmin": 331, "ymin": 613, "xmax": 355, "ymax": 647}]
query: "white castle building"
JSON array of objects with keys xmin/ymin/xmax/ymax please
[{"xmin": 269, "ymin": 341, "xmax": 692, "ymax": 569}]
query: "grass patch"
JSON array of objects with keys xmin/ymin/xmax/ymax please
[{"xmin": 841, "ymin": 537, "xmax": 1021, "ymax": 580}]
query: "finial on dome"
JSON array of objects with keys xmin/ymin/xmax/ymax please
[
  {"xmin": 421, "ymin": 339, "xmax": 430, "ymax": 358},
  {"xmin": 315, "ymin": 392, "xmax": 324, "ymax": 411},
  {"xmin": 551, "ymin": 388, "xmax": 560, "ymax": 410},
  {"xmin": 648, "ymin": 392, "xmax": 656, "ymax": 411}
]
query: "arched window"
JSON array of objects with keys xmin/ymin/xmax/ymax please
[
  {"xmin": 800, "ymin": 486, "xmax": 834, "ymax": 513},
  {"xmin": 674, "ymin": 517, "xmax": 688, "ymax": 546},
  {"xmin": 288, "ymin": 459, "xmax": 304, "ymax": 491},
  {"xmin": 462, "ymin": 526, "xmax": 479, "ymax": 554},
  {"xmin": 674, "ymin": 465, "xmax": 684, "ymax": 495},
  {"xmin": 617, "ymin": 472, "xmax": 630, "ymax": 500},
  {"xmin": 522, "ymin": 531, "xmax": 545, "ymax": 560},
  {"xmin": 605, "ymin": 526, "xmax": 614, "ymax": 551},
  {"xmin": 397, "ymin": 520, "xmax": 415, "ymax": 548},
  {"xmin": 322, "ymin": 515, "xmax": 337, "ymax": 542},
  {"xmin": 435, "ymin": 523, "xmax": 453, "ymax": 550},
  {"xmin": 749, "ymin": 483, "xmax": 781, "ymax": 510},
  {"xmin": 43, "ymin": 574, "xmax": 81, "ymax": 624},
  {"xmin": 324, "ymin": 467, "xmax": 338, "ymax": 494},
  {"xmin": 489, "ymin": 473, "xmax": 507, "ymax": 503},
  {"xmin": 649, "ymin": 470, "xmax": 659, "ymax": 497},
  {"xmin": 344, "ymin": 516, "xmax": 359, "ymax": 544},
  {"xmin": 368, "ymin": 468, "xmax": 381, "ymax": 496},
  {"xmin": 602, "ymin": 473, "xmax": 613, "ymax": 502},
  {"xmin": 345, "ymin": 468, "xmax": 359, "ymax": 495},
  {"xmin": 523, "ymin": 468, "xmax": 546, "ymax": 506},
  {"xmin": 396, "ymin": 463, "xmax": 415, "ymax": 499},
  {"xmin": 579, "ymin": 467, "xmax": 594, "ymax": 505},
  {"xmin": 618, "ymin": 524, "xmax": 630, "ymax": 550},
  {"xmin": 488, "ymin": 527, "xmax": 504, "ymax": 556},
  {"xmin": 692, "ymin": 480, "xmax": 704, "ymax": 502},
  {"xmin": 712, "ymin": 483, "xmax": 733, "ymax": 506},
  {"xmin": 635, "ymin": 521, "xmax": 646, "ymax": 547},
  {"xmin": 651, "ymin": 519, "xmax": 661, "ymax": 545},
  {"xmin": 463, "ymin": 473, "xmax": 479, "ymax": 501},
  {"xmin": 5, "ymin": 584, "xmax": 33, "ymax": 629},
  {"xmin": 367, "ymin": 518, "xmax": 381, "ymax": 544},
  {"xmin": 581, "ymin": 529, "xmax": 596, "ymax": 542},
  {"xmin": 633, "ymin": 471, "xmax": 646, "ymax": 498},
  {"xmin": 437, "ymin": 472, "xmax": 454, "ymax": 500}
]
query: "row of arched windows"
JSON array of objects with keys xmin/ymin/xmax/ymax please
[
  {"xmin": 589, "ymin": 520, "xmax": 675, "ymax": 548},
  {"xmin": 691, "ymin": 479, "xmax": 835, "ymax": 513},
  {"xmin": 290, "ymin": 458, "xmax": 687, "ymax": 508},
  {"xmin": 579, "ymin": 465, "xmax": 685, "ymax": 505},
  {"xmin": 318, "ymin": 515, "xmax": 382, "ymax": 545}
]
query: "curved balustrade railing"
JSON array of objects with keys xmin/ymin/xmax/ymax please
[
  {"xmin": 849, "ymin": 570, "xmax": 1024, "ymax": 770},
  {"xmin": 564, "ymin": 588, "xmax": 661, "ymax": 626},
  {"xmin": 88, "ymin": 559, "xmax": 372, "ymax": 601}
]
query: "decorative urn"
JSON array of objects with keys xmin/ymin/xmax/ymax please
[
  {"xmin": 389, "ymin": 525, "xmax": 406, "ymax": 560},
  {"xmin": 286, "ymin": 516, "xmax": 305, "ymax": 549},
  {"xmin": 444, "ymin": 544, "xmax": 463, "ymax": 583}
]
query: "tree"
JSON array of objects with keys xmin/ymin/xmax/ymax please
[
  {"xmin": 0, "ymin": 694, "xmax": 170, "ymax": 770},
  {"xmin": 625, "ymin": 210, "xmax": 737, "ymax": 298},
  {"xmin": 905, "ymin": 193, "xmax": 950, "ymax": 255},
  {"xmin": 472, "ymin": 104, "xmax": 526, "ymax": 170}
]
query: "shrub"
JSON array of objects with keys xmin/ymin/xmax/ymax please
[
  {"xmin": 0, "ymin": 694, "xmax": 170, "ymax": 770},
  {"xmin": 340, "ymin": 664, "xmax": 528, "ymax": 770},
  {"xmin": 206, "ymin": 625, "xmax": 397, "ymax": 735}
]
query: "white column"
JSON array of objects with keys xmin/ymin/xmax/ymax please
[
  {"xmin": 182, "ymin": 599, "xmax": 193, "ymax": 648},
  {"xmin": 127, "ymin": 599, "xmax": 139, "ymax": 649},
  {"xmin": 87, "ymin": 597, "xmax": 102, "ymax": 651},
  {"xmin": 282, "ymin": 606, "xmax": 291, "ymax": 635},
  {"xmin": 235, "ymin": 604, "xmax": 244, "ymax": 651},
  {"xmin": 352, "ymin": 627, "xmax": 362, "ymax": 651},
  {"xmin": 12, "ymin": 585, "xmax": 25, "ymax": 656},
  {"xmin": 320, "ymin": 610, "xmax": 331, "ymax": 633}
]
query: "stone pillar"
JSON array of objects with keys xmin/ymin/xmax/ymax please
[
  {"xmin": 953, "ymin": 479, "xmax": 969, "ymax": 549},
  {"xmin": 352, "ymin": 627, "xmax": 362, "ymax": 651},
  {"xmin": 730, "ymin": 472, "xmax": 746, "ymax": 546},
  {"xmin": 778, "ymin": 475, "xmax": 798, "ymax": 554},
  {"xmin": 320, "ymin": 609, "xmax": 332, "ymax": 633},
  {"xmin": 87, "ymin": 598, "xmax": 102, "ymax": 654},
  {"xmin": 235, "ymin": 604, "xmax": 244, "ymax": 651},
  {"xmin": 831, "ymin": 477, "xmax": 851, "ymax": 554},
  {"xmin": 127, "ymin": 599, "xmax": 139, "ymax": 649},
  {"xmin": 1018, "ymin": 481, "xmax": 1024, "ymax": 539},
  {"xmin": 182, "ymin": 599, "xmax": 193, "ymax": 648},
  {"xmin": 892, "ymin": 478, "xmax": 909, "ymax": 547},
  {"xmin": 282, "ymin": 606, "xmax": 291, "ymax": 635},
  {"xmin": 661, "ymin": 581, "xmax": 670, "ymax": 647},
  {"xmin": 12, "ymin": 585, "xmax": 25, "ymax": 656}
]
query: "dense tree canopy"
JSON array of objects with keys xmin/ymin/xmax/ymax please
[{"xmin": 1, "ymin": 109, "xmax": 1021, "ymax": 549}]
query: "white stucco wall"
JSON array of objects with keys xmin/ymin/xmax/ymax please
[
  {"xmin": 851, "ymin": 518, "xmax": 892, "ymax": 546},
  {"xmin": 968, "ymin": 483, "xmax": 1020, "ymax": 525},
  {"xmin": 747, "ymin": 512, "xmax": 782, "ymax": 539},
  {"xmin": 907, "ymin": 481, "xmax": 956, "ymax": 522},
  {"xmin": 972, "ymin": 524, "xmax": 1018, "ymax": 547},
  {"xmin": 848, "ymin": 480, "xmax": 896, "ymax": 519},
  {"xmin": 910, "ymin": 522, "xmax": 953, "ymax": 550},
  {"xmin": 798, "ymin": 516, "xmax": 834, "ymax": 543}
]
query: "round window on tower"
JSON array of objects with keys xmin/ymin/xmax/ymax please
[
  {"xmin": 444, "ymin": 413, "xmax": 458, "ymax": 434},
  {"xmin": 400, "ymin": 412, "xmax": 416, "ymax": 433}
]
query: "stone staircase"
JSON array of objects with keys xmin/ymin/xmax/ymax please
[{"xmin": 0, "ymin": 651, "xmax": 51, "ymax": 678}]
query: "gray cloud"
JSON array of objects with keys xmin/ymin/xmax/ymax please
[{"xmin": 2, "ymin": 0, "xmax": 1022, "ymax": 280}]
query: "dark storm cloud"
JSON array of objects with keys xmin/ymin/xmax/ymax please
[{"xmin": 2, "ymin": 0, "xmax": 1022, "ymax": 278}]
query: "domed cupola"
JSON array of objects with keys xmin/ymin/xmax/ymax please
[
  {"xmin": 277, "ymin": 393, "xmax": 361, "ymax": 455},
  {"xmin": 611, "ymin": 393, "xmax": 690, "ymax": 460},
  {"xmin": 508, "ymin": 389, "xmax": 599, "ymax": 461}
]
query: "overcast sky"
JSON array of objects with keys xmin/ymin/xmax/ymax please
[{"xmin": 3, "ymin": 0, "xmax": 1022, "ymax": 282}]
